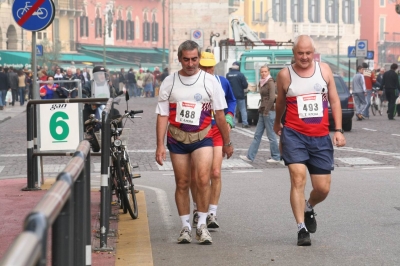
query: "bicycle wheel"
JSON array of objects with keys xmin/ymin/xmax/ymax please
[
  {"xmin": 371, "ymin": 96, "xmax": 376, "ymax": 116},
  {"xmin": 376, "ymin": 96, "xmax": 382, "ymax": 116},
  {"xmin": 112, "ymin": 165, "xmax": 126, "ymax": 212},
  {"xmin": 116, "ymin": 154, "xmax": 138, "ymax": 219}
]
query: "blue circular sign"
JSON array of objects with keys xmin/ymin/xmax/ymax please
[
  {"xmin": 193, "ymin": 30, "xmax": 202, "ymax": 39},
  {"xmin": 357, "ymin": 42, "xmax": 366, "ymax": 49},
  {"xmin": 12, "ymin": 0, "xmax": 55, "ymax": 31}
]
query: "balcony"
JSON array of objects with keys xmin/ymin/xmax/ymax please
[
  {"xmin": 54, "ymin": 0, "xmax": 83, "ymax": 17},
  {"xmin": 292, "ymin": 23, "xmax": 355, "ymax": 38}
]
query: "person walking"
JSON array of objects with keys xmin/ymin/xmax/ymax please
[
  {"xmin": 17, "ymin": 70, "xmax": 27, "ymax": 106},
  {"xmin": 155, "ymin": 40, "xmax": 233, "ymax": 245},
  {"xmin": 118, "ymin": 68, "xmax": 126, "ymax": 94},
  {"xmin": 273, "ymin": 35, "xmax": 346, "ymax": 246},
  {"xmin": 376, "ymin": 68, "xmax": 386, "ymax": 105},
  {"xmin": 240, "ymin": 65, "xmax": 280, "ymax": 163},
  {"xmin": 190, "ymin": 51, "xmax": 236, "ymax": 229},
  {"xmin": 0, "ymin": 67, "xmax": 11, "ymax": 110},
  {"xmin": 352, "ymin": 66, "xmax": 367, "ymax": 121},
  {"xmin": 226, "ymin": 61, "xmax": 249, "ymax": 128},
  {"xmin": 127, "ymin": 68, "xmax": 137, "ymax": 97},
  {"xmin": 143, "ymin": 70, "xmax": 154, "ymax": 97},
  {"xmin": 361, "ymin": 62, "xmax": 376, "ymax": 119},
  {"xmin": 381, "ymin": 63, "xmax": 400, "ymax": 120},
  {"xmin": 7, "ymin": 67, "xmax": 19, "ymax": 106}
]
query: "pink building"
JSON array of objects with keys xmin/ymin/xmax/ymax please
[
  {"xmin": 360, "ymin": 0, "xmax": 400, "ymax": 69},
  {"xmin": 76, "ymin": 0, "xmax": 169, "ymax": 70}
]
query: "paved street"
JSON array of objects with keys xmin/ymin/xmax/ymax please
[{"xmin": 1, "ymin": 97, "xmax": 400, "ymax": 265}]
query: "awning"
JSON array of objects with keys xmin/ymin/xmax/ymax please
[
  {"xmin": 0, "ymin": 51, "xmax": 31, "ymax": 69},
  {"xmin": 80, "ymin": 45, "xmax": 169, "ymax": 55},
  {"xmin": 322, "ymin": 55, "xmax": 356, "ymax": 82}
]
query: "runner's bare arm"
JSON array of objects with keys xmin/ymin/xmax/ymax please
[
  {"xmin": 274, "ymin": 68, "xmax": 288, "ymax": 136},
  {"xmin": 215, "ymin": 110, "xmax": 234, "ymax": 159},
  {"xmin": 156, "ymin": 115, "xmax": 168, "ymax": 165},
  {"xmin": 321, "ymin": 62, "xmax": 346, "ymax": 147}
]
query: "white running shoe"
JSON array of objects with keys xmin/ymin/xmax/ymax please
[
  {"xmin": 196, "ymin": 224, "xmax": 212, "ymax": 244},
  {"xmin": 177, "ymin": 226, "xmax": 192, "ymax": 243},
  {"xmin": 207, "ymin": 214, "xmax": 220, "ymax": 229},
  {"xmin": 267, "ymin": 158, "xmax": 280, "ymax": 163},
  {"xmin": 240, "ymin": 155, "xmax": 252, "ymax": 162}
]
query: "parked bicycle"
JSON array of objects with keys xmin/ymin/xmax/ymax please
[
  {"xmin": 84, "ymin": 97, "xmax": 143, "ymax": 219},
  {"xmin": 371, "ymin": 87, "xmax": 383, "ymax": 116}
]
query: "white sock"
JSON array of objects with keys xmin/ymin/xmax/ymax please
[
  {"xmin": 180, "ymin": 215, "xmax": 191, "ymax": 230},
  {"xmin": 297, "ymin": 222, "xmax": 307, "ymax": 232},
  {"xmin": 193, "ymin": 202, "xmax": 197, "ymax": 212},
  {"xmin": 305, "ymin": 200, "xmax": 313, "ymax": 212},
  {"xmin": 208, "ymin": 204, "xmax": 218, "ymax": 216},
  {"xmin": 197, "ymin": 212, "xmax": 208, "ymax": 229}
]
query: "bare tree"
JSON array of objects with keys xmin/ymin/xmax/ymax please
[{"xmin": 37, "ymin": 38, "xmax": 63, "ymax": 68}]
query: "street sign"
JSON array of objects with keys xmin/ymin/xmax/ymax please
[
  {"xmin": 36, "ymin": 44, "xmax": 43, "ymax": 56},
  {"xmin": 39, "ymin": 103, "xmax": 81, "ymax": 151},
  {"xmin": 348, "ymin": 46, "xmax": 356, "ymax": 58},
  {"xmin": 355, "ymin": 40, "xmax": 368, "ymax": 57},
  {"xmin": 12, "ymin": 0, "xmax": 55, "ymax": 31},
  {"xmin": 366, "ymin": 51, "xmax": 374, "ymax": 60},
  {"xmin": 191, "ymin": 29, "xmax": 204, "ymax": 48}
]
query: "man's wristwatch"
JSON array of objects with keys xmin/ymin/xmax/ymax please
[
  {"xmin": 224, "ymin": 141, "xmax": 232, "ymax": 147},
  {"xmin": 334, "ymin": 129, "xmax": 344, "ymax": 134}
]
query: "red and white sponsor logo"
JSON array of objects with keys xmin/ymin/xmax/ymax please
[
  {"xmin": 302, "ymin": 95, "xmax": 316, "ymax": 101},
  {"xmin": 182, "ymin": 102, "xmax": 196, "ymax": 108}
]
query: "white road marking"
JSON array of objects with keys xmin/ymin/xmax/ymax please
[
  {"xmin": 335, "ymin": 147, "xmax": 400, "ymax": 157},
  {"xmin": 155, "ymin": 159, "xmax": 253, "ymax": 170},
  {"xmin": 335, "ymin": 157, "xmax": 382, "ymax": 165},
  {"xmin": 362, "ymin": 128, "xmax": 377, "ymax": 131},
  {"xmin": 0, "ymin": 154, "xmax": 25, "ymax": 157},
  {"xmin": 391, "ymin": 134, "xmax": 400, "ymax": 137},
  {"xmin": 135, "ymin": 184, "xmax": 174, "ymax": 240},
  {"xmin": 0, "ymin": 166, "xmax": 4, "ymax": 174},
  {"xmin": 362, "ymin": 167, "xmax": 396, "ymax": 170},
  {"xmin": 231, "ymin": 170, "xmax": 263, "ymax": 174}
]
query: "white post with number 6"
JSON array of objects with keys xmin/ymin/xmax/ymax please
[{"xmin": 39, "ymin": 103, "xmax": 81, "ymax": 151}]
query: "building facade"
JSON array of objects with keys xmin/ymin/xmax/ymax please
[
  {"xmin": 359, "ymin": 0, "xmax": 400, "ymax": 69},
  {"xmin": 168, "ymin": 0, "xmax": 230, "ymax": 73}
]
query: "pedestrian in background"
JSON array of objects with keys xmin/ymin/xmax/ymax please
[
  {"xmin": 362, "ymin": 62, "xmax": 376, "ymax": 119},
  {"xmin": 381, "ymin": 63, "xmax": 400, "ymax": 120},
  {"xmin": 143, "ymin": 70, "xmax": 154, "ymax": 98},
  {"xmin": 7, "ymin": 67, "xmax": 19, "ymax": 106},
  {"xmin": 0, "ymin": 67, "xmax": 10, "ymax": 110},
  {"xmin": 226, "ymin": 61, "xmax": 249, "ymax": 128},
  {"xmin": 240, "ymin": 65, "xmax": 280, "ymax": 163},
  {"xmin": 160, "ymin": 67, "xmax": 169, "ymax": 82},
  {"xmin": 118, "ymin": 68, "xmax": 126, "ymax": 94},
  {"xmin": 127, "ymin": 68, "xmax": 137, "ymax": 97},
  {"xmin": 352, "ymin": 66, "xmax": 367, "ymax": 121},
  {"xmin": 17, "ymin": 70, "xmax": 26, "ymax": 106}
]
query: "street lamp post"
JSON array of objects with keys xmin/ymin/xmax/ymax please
[
  {"xmin": 103, "ymin": 5, "xmax": 108, "ymax": 68},
  {"xmin": 336, "ymin": 0, "xmax": 339, "ymax": 73}
]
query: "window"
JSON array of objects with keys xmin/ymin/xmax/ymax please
[
  {"xmin": 272, "ymin": 0, "xmax": 287, "ymax": 22},
  {"xmin": 95, "ymin": 8, "xmax": 102, "ymax": 38},
  {"xmin": 151, "ymin": 13, "xmax": 159, "ymax": 42},
  {"xmin": 379, "ymin": 17, "xmax": 385, "ymax": 41},
  {"xmin": 260, "ymin": 2, "xmax": 263, "ymax": 21},
  {"xmin": 326, "ymin": 0, "xmax": 338, "ymax": 23},
  {"xmin": 309, "ymin": 0, "xmax": 320, "ymax": 23},
  {"xmin": 126, "ymin": 12, "xmax": 134, "ymax": 41},
  {"xmin": 292, "ymin": 0, "xmax": 304, "ymax": 22},
  {"xmin": 245, "ymin": 56, "xmax": 272, "ymax": 70},
  {"xmin": 342, "ymin": 0, "xmax": 354, "ymax": 24},
  {"xmin": 379, "ymin": 0, "xmax": 385, "ymax": 7},
  {"xmin": 143, "ymin": 12, "xmax": 150, "ymax": 42},
  {"xmin": 80, "ymin": 9, "xmax": 89, "ymax": 37},
  {"xmin": 69, "ymin": 19, "xmax": 75, "ymax": 50},
  {"xmin": 37, "ymin": 32, "xmax": 47, "ymax": 40},
  {"xmin": 116, "ymin": 10, "xmax": 124, "ymax": 40},
  {"xmin": 252, "ymin": 0, "xmax": 255, "ymax": 21}
]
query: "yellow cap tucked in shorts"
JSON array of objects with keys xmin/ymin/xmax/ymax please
[{"xmin": 200, "ymin": 52, "xmax": 216, "ymax": 67}]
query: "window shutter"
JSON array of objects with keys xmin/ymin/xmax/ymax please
[
  {"xmin": 282, "ymin": 0, "xmax": 287, "ymax": 22},
  {"xmin": 116, "ymin": 21, "xmax": 120, "ymax": 40},
  {"xmin": 299, "ymin": 0, "xmax": 303, "ymax": 22},
  {"xmin": 85, "ymin": 17, "xmax": 89, "ymax": 37},
  {"xmin": 121, "ymin": 21, "xmax": 124, "ymax": 39},
  {"xmin": 126, "ymin": 21, "xmax": 129, "ymax": 40},
  {"xmin": 325, "ymin": 0, "xmax": 329, "ymax": 22},
  {"xmin": 132, "ymin": 21, "xmax": 135, "ymax": 40},
  {"xmin": 350, "ymin": 0, "xmax": 354, "ymax": 24},
  {"xmin": 342, "ymin": 0, "xmax": 345, "ymax": 23},
  {"xmin": 155, "ymin": 23, "xmax": 159, "ymax": 41},
  {"xmin": 80, "ymin": 17, "xmax": 84, "ymax": 37},
  {"xmin": 272, "ymin": 0, "xmax": 277, "ymax": 21},
  {"xmin": 143, "ymin": 22, "xmax": 147, "ymax": 41},
  {"xmin": 291, "ymin": 0, "xmax": 294, "ymax": 22},
  {"xmin": 316, "ymin": 0, "xmax": 320, "ymax": 22}
]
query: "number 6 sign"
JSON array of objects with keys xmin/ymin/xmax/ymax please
[{"xmin": 39, "ymin": 103, "xmax": 81, "ymax": 151}]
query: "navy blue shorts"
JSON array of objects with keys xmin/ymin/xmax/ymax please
[
  {"xmin": 167, "ymin": 136, "xmax": 213, "ymax": 154},
  {"xmin": 281, "ymin": 127, "xmax": 334, "ymax": 172}
]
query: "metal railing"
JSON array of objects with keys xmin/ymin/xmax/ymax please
[{"xmin": 0, "ymin": 141, "xmax": 92, "ymax": 266}]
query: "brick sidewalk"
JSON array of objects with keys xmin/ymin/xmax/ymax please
[{"xmin": 0, "ymin": 178, "xmax": 116, "ymax": 265}]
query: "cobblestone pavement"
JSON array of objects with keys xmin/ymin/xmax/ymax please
[{"xmin": 1, "ymin": 97, "xmax": 400, "ymax": 179}]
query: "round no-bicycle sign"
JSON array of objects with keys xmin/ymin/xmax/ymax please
[{"xmin": 12, "ymin": 0, "xmax": 55, "ymax": 31}]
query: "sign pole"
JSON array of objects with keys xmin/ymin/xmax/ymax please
[{"xmin": 32, "ymin": 31, "xmax": 38, "ymax": 100}]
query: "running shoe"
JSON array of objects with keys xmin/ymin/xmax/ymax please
[
  {"xmin": 192, "ymin": 211, "xmax": 199, "ymax": 227},
  {"xmin": 297, "ymin": 228, "xmax": 311, "ymax": 246},
  {"xmin": 196, "ymin": 224, "xmax": 212, "ymax": 244},
  {"xmin": 177, "ymin": 226, "xmax": 192, "ymax": 244},
  {"xmin": 267, "ymin": 158, "xmax": 280, "ymax": 163},
  {"xmin": 239, "ymin": 155, "xmax": 252, "ymax": 162},
  {"xmin": 207, "ymin": 214, "xmax": 220, "ymax": 229},
  {"xmin": 304, "ymin": 210, "xmax": 317, "ymax": 233}
]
